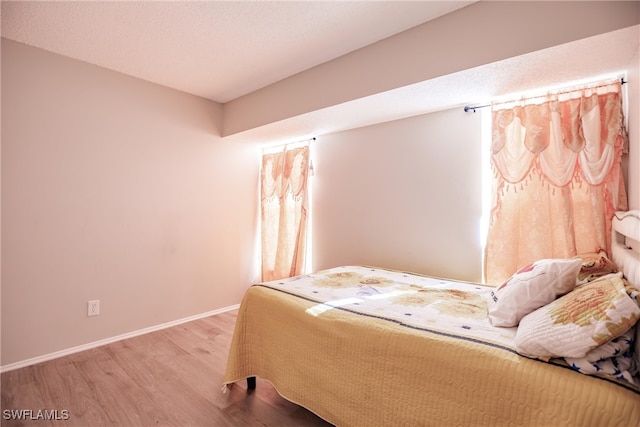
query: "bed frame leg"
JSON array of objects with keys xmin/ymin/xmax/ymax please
[{"xmin": 247, "ymin": 376, "xmax": 256, "ymax": 390}]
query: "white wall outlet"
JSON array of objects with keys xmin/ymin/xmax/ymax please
[{"xmin": 88, "ymin": 300, "xmax": 100, "ymax": 316}]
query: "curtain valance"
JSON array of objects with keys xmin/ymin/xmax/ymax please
[{"xmin": 491, "ymin": 80, "xmax": 627, "ymax": 188}]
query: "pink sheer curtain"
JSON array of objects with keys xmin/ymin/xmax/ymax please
[
  {"xmin": 485, "ymin": 79, "xmax": 628, "ymax": 285},
  {"xmin": 261, "ymin": 144, "xmax": 310, "ymax": 282}
]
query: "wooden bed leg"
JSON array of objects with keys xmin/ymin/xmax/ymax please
[{"xmin": 247, "ymin": 376, "xmax": 256, "ymax": 390}]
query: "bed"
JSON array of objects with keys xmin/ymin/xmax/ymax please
[{"xmin": 223, "ymin": 211, "xmax": 640, "ymax": 426}]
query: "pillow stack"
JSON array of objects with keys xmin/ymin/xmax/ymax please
[{"xmin": 487, "ymin": 253, "xmax": 640, "ymax": 360}]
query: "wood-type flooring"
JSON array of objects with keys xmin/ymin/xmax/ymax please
[{"xmin": 1, "ymin": 310, "xmax": 333, "ymax": 426}]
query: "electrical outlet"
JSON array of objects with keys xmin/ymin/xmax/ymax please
[{"xmin": 88, "ymin": 300, "xmax": 100, "ymax": 316}]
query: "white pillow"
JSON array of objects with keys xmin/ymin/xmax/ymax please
[
  {"xmin": 515, "ymin": 272, "xmax": 640, "ymax": 359},
  {"xmin": 488, "ymin": 258, "xmax": 582, "ymax": 327}
]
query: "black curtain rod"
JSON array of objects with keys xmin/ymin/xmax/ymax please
[
  {"xmin": 464, "ymin": 104, "xmax": 490, "ymax": 113},
  {"xmin": 464, "ymin": 78, "xmax": 628, "ymax": 113}
]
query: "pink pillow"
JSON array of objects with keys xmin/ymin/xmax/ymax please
[{"xmin": 487, "ymin": 258, "xmax": 582, "ymax": 327}]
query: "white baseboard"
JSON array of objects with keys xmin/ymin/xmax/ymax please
[{"xmin": 0, "ymin": 304, "xmax": 240, "ymax": 374}]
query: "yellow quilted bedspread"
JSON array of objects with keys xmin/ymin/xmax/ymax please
[{"xmin": 224, "ymin": 268, "xmax": 640, "ymax": 427}]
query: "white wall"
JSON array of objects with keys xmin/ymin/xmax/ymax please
[
  {"xmin": 1, "ymin": 39, "xmax": 259, "ymax": 367},
  {"xmin": 312, "ymin": 108, "xmax": 483, "ymax": 282}
]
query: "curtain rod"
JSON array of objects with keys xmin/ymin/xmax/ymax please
[
  {"xmin": 262, "ymin": 137, "xmax": 316, "ymax": 153},
  {"xmin": 464, "ymin": 78, "xmax": 627, "ymax": 113}
]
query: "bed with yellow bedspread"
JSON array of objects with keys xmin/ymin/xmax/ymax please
[{"xmin": 223, "ymin": 266, "xmax": 640, "ymax": 426}]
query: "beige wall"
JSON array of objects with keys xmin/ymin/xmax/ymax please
[
  {"xmin": 312, "ymin": 108, "xmax": 483, "ymax": 282},
  {"xmin": 1, "ymin": 39, "xmax": 259, "ymax": 367},
  {"xmin": 2, "ymin": 1, "xmax": 638, "ymax": 369}
]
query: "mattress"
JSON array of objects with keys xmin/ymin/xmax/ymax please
[{"xmin": 223, "ymin": 266, "xmax": 640, "ymax": 426}]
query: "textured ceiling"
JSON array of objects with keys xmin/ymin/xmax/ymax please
[
  {"xmin": 0, "ymin": 0, "xmax": 473, "ymax": 103},
  {"xmin": 230, "ymin": 24, "xmax": 639, "ymax": 144},
  {"xmin": 1, "ymin": 1, "xmax": 637, "ymax": 145}
]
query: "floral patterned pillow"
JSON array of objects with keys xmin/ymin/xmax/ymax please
[
  {"xmin": 515, "ymin": 272, "xmax": 640, "ymax": 359},
  {"xmin": 487, "ymin": 258, "xmax": 582, "ymax": 327},
  {"xmin": 573, "ymin": 250, "xmax": 619, "ymax": 284}
]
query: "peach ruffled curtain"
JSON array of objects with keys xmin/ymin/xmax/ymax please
[
  {"xmin": 485, "ymin": 80, "xmax": 628, "ymax": 285},
  {"xmin": 261, "ymin": 144, "xmax": 310, "ymax": 282}
]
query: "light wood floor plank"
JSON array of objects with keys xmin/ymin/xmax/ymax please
[{"xmin": 1, "ymin": 310, "xmax": 333, "ymax": 427}]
